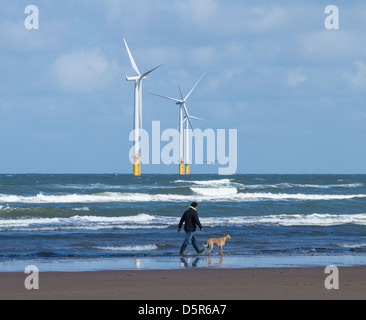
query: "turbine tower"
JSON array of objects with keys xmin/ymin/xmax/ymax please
[
  {"xmin": 182, "ymin": 104, "xmax": 206, "ymax": 175},
  {"xmin": 123, "ymin": 39, "xmax": 161, "ymax": 176},
  {"xmin": 152, "ymin": 73, "xmax": 205, "ymax": 175}
]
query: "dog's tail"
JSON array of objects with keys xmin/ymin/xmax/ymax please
[{"xmin": 202, "ymin": 242, "xmax": 208, "ymax": 248}]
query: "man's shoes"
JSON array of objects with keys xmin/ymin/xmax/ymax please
[
  {"xmin": 193, "ymin": 244, "xmax": 204, "ymax": 254},
  {"xmin": 179, "ymin": 244, "xmax": 187, "ymax": 255}
]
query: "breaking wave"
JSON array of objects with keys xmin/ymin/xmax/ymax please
[
  {"xmin": 244, "ymin": 183, "xmax": 364, "ymax": 190},
  {"xmin": 94, "ymin": 245, "xmax": 159, "ymax": 251},
  {"xmin": 2, "ymin": 213, "xmax": 366, "ymax": 232},
  {"xmin": 175, "ymin": 179, "xmax": 232, "ymax": 186},
  {"xmin": 1, "ymin": 191, "xmax": 365, "ymax": 204},
  {"xmin": 190, "ymin": 187, "xmax": 238, "ymax": 196},
  {"xmin": 335, "ymin": 243, "xmax": 366, "ymax": 249}
]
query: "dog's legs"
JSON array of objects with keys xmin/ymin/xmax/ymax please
[
  {"xmin": 202, "ymin": 242, "xmax": 208, "ymax": 254},
  {"xmin": 208, "ymin": 244, "xmax": 214, "ymax": 256}
]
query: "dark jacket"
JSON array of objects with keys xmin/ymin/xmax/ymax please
[{"xmin": 178, "ymin": 207, "xmax": 203, "ymax": 232}]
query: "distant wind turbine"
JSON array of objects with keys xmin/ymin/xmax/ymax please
[
  {"xmin": 152, "ymin": 73, "xmax": 206, "ymax": 175},
  {"xmin": 182, "ymin": 101, "xmax": 206, "ymax": 175},
  {"xmin": 123, "ymin": 39, "xmax": 162, "ymax": 176}
]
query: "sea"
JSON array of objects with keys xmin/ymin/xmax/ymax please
[{"xmin": 1, "ymin": 174, "xmax": 366, "ymax": 271}]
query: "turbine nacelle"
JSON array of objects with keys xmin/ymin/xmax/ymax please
[
  {"xmin": 126, "ymin": 69, "xmax": 161, "ymax": 82},
  {"xmin": 126, "ymin": 75, "xmax": 140, "ymax": 81},
  {"xmin": 123, "ymin": 38, "xmax": 162, "ymax": 82}
]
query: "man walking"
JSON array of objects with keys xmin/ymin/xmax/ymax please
[{"xmin": 178, "ymin": 202, "xmax": 204, "ymax": 255}]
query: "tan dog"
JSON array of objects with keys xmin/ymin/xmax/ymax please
[{"xmin": 202, "ymin": 234, "xmax": 231, "ymax": 256}]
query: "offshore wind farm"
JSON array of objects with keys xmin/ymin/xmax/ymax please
[
  {"xmin": 152, "ymin": 73, "xmax": 206, "ymax": 175},
  {"xmin": 124, "ymin": 39, "xmax": 209, "ymax": 176}
]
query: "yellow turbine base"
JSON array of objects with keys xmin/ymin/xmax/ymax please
[
  {"xmin": 185, "ymin": 164, "xmax": 190, "ymax": 175},
  {"xmin": 179, "ymin": 163, "xmax": 185, "ymax": 175},
  {"xmin": 133, "ymin": 161, "xmax": 141, "ymax": 176}
]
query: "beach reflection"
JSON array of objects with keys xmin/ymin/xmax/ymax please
[
  {"xmin": 179, "ymin": 256, "xmax": 225, "ymax": 268},
  {"xmin": 180, "ymin": 257, "xmax": 201, "ymax": 268},
  {"xmin": 205, "ymin": 256, "xmax": 224, "ymax": 267},
  {"xmin": 135, "ymin": 259, "xmax": 142, "ymax": 269}
]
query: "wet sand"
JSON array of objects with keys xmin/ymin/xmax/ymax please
[{"xmin": 1, "ymin": 267, "xmax": 366, "ymax": 300}]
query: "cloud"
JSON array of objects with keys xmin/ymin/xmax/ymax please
[
  {"xmin": 133, "ymin": 44, "xmax": 220, "ymax": 70},
  {"xmin": 287, "ymin": 68, "xmax": 307, "ymax": 87},
  {"xmin": 189, "ymin": 45, "xmax": 220, "ymax": 67},
  {"xmin": 51, "ymin": 49, "xmax": 119, "ymax": 93},
  {"xmin": 101, "ymin": 0, "xmax": 164, "ymax": 24},
  {"xmin": 0, "ymin": 19, "xmax": 67, "ymax": 52},
  {"xmin": 175, "ymin": 1, "xmax": 288, "ymax": 36},
  {"xmin": 343, "ymin": 61, "xmax": 366, "ymax": 90},
  {"xmin": 176, "ymin": 0, "xmax": 219, "ymax": 24},
  {"xmin": 99, "ymin": 0, "xmax": 289, "ymax": 38},
  {"xmin": 296, "ymin": 30, "xmax": 366, "ymax": 62}
]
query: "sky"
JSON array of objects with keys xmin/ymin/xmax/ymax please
[{"xmin": 0, "ymin": 0, "xmax": 366, "ymax": 174}]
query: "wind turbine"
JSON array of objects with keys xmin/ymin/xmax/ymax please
[
  {"xmin": 152, "ymin": 73, "xmax": 206, "ymax": 175},
  {"xmin": 123, "ymin": 39, "xmax": 161, "ymax": 176},
  {"xmin": 182, "ymin": 101, "xmax": 206, "ymax": 175}
]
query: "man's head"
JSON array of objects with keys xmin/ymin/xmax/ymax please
[{"xmin": 190, "ymin": 202, "xmax": 198, "ymax": 209}]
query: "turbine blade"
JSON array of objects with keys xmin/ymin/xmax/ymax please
[
  {"xmin": 182, "ymin": 103, "xmax": 194, "ymax": 130},
  {"xmin": 123, "ymin": 39, "xmax": 141, "ymax": 76},
  {"xmin": 141, "ymin": 65, "xmax": 163, "ymax": 79},
  {"xmin": 184, "ymin": 72, "xmax": 206, "ymax": 101},
  {"xmin": 151, "ymin": 93, "xmax": 182, "ymax": 103},
  {"xmin": 178, "ymin": 84, "xmax": 184, "ymax": 100},
  {"xmin": 189, "ymin": 115, "xmax": 207, "ymax": 121}
]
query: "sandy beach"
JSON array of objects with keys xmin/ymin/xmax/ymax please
[{"xmin": 1, "ymin": 267, "xmax": 366, "ymax": 300}]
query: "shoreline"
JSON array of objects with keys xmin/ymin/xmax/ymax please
[
  {"xmin": 2, "ymin": 254, "xmax": 366, "ymax": 300},
  {"xmin": 1, "ymin": 254, "xmax": 366, "ymax": 273},
  {"xmin": 1, "ymin": 266, "xmax": 366, "ymax": 300}
]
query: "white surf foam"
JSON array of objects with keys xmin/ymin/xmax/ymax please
[
  {"xmin": 94, "ymin": 245, "xmax": 158, "ymax": 251},
  {"xmin": 202, "ymin": 213, "xmax": 366, "ymax": 227},
  {"xmin": 2, "ymin": 213, "xmax": 366, "ymax": 232},
  {"xmin": 1, "ymin": 191, "xmax": 365, "ymax": 203},
  {"xmin": 233, "ymin": 192, "xmax": 366, "ymax": 201},
  {"xmin": 191, "ymin": 179, "xmax": 232, "ymax": 185},
  {"xmin": 0, "ymin": 214, "xmax": 174, "ymax": 232},
  {"xmin": 175, "ymin": 179, "xmax": 232, "ymax": 185},
  {"xmin": 191, "ymin": 187, "xmax": 238, "ymax": 196},
  {"xmin": 336, "ymin": 243, "xmax": 366, "ymax": 249},
  {"xmin": 301, "ymin": 183, "xmax": 363, "ymax": 188},
  {"xmin": 72, "ymin": 207, "xmax": 90, "ymax": 211},
  {"xmin": 244, "ymin": 183, "xmax": 364, "ymax": 189}
]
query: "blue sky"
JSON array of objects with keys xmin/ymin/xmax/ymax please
[{"xmin": 0, "ymin": 0, "xmax": 365, "ymax": 174}]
